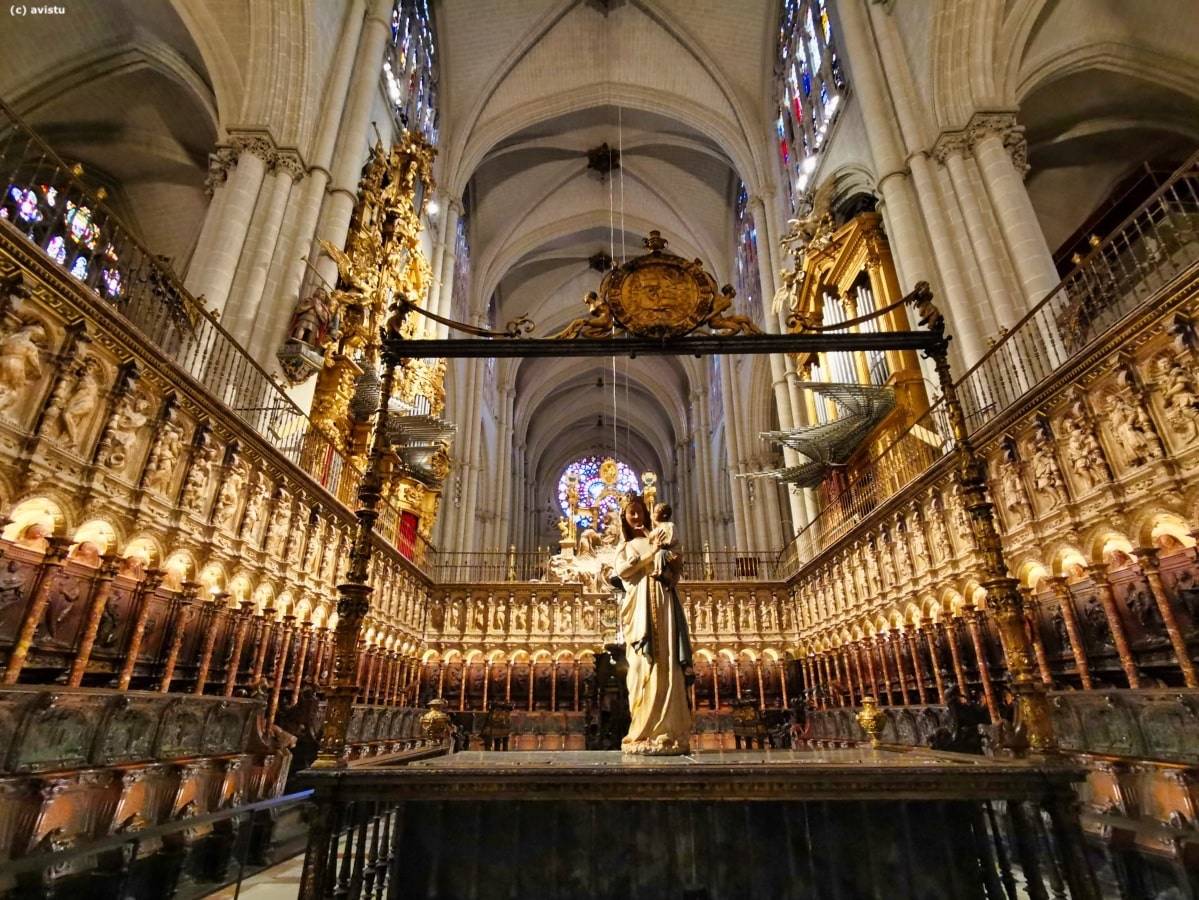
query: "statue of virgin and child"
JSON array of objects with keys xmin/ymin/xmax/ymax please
[{"xmin": 613, "ymin": 494, "xmax": 693, "ymax": 754}]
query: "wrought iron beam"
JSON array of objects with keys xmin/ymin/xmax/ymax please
[{"xmin": 386, "ymin": 331, "xmax": 941, "ymax": 359}]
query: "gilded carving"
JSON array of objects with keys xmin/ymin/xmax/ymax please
[
  {"xmin": 99, "ymin": 387, "xmax": 151, "ymax": 471},
  {"xmin": 1062, "ymin": 408, "xmax": 1110, "ymax": 490},
  {"xmin": 1029, "ymin": 420, "xmax": 1068, "ymax": 509},
  {"xmin": 1105, "ymin": 390, "xmax": 1163, "ymax": 468},
  {"xmin": 1153, "ymin": 352, "xmax": 1199, "ymax": 443}
]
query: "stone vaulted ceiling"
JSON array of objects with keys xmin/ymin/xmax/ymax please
[{"xmin": 433, "ymin": 0, "xmax": 777, "ymax": 498}]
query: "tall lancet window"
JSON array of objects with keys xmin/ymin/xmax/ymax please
[
  {"xmin": 775, "ymin": 0, "xmax": 845, "ymax": 213},
  {"xmin": 733, "ymin": 183, "xmax": 765, "ymax": 330},
  {"xmin": 383, "ymin": 0, "xmax": 440, "ymax": 144}
]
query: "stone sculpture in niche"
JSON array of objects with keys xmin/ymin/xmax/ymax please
[
  {"xmin": 144, "ymin": 413, "xmax": 184, "ymax": 495},
  {"xmin": 1105, "ymin": 392, "xmax": 1163, "ymax": 467},
  {"xmin": 1062, "ymin": 411, "xmax": 1110, "ymax": 490},
  {"xmin": 1030, "ymin": 421, "xmax": 1068, "ymax": 508},
  {"xmin": 0, "ymin": 320, "xmax": 45, "ymax": 411},
  {"xmin": 213, "ymin": 460, "xmax": 246, "ymax": 529},
  {"xmin": 57, "ymin": 356, "xmax": 102, "ymax": 449},
  {"xmin": 101, "ymin": 390, "xmax": 151, "ymax": 470},
  {"xmin": 1154, "ymin": 353, "xmax": 1199, "ymax": 443},
  {"xmin": 182, "ymin": 439, "xmax": 218, "ymax": 512}
]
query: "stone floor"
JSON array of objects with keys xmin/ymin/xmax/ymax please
[{"xmin": 203, "ymin": 852, "xmax": 305, "ymax": 900}]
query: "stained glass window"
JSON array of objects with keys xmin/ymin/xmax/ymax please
[
  {"xmin": 383, "ymin": 0, "xmax": 439, "ymax": 144},
  {"xmin": 733, "ymin": 183, "xmax": 765, "ymax": 330},
  {"xmin": 557, "ymin": 456, "xmax": 639, "ymax": 529},
  {"xmin": 776, "ymin": 0, "xmax": 845, "ymax": 214},
  {"xmin": 1, "ymin": 179, "xmax": 124, "ymax": 302}
]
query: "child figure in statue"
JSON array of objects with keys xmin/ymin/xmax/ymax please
[{"xmin": 649, "ymin": 503, "xmax": 677, "ymax": 584}]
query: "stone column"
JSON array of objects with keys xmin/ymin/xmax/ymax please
[
  {"xmin": 1019, "ymin": 588, "xmax": 1055, "ymax": 687},
  {"xmin": 862, "ymin": 640, "xmax": 880, "ymax": 699},
  {"xmin": 1082, "ymin": 566, "xmax": 1140, "ymax": 688},
  {"xmin": 943, "ymin": 619, "xmax": 969, "ymax": 696},
  {"xmin": 906, "ymin": 626, "xmax": 929, "ymax": 705},
  {"xmin": 1137, "ymin": 548, "xmax": 1198, "ymax": 687},
  {"xmin": 1048, "ymin": 577, "xmax": 1093, "ymax": 689},
  {"xmin": 222, "ymin": 600, "xmax": 256, "ymax": 697},
  {"xmin": 968, "ymin": 114, "xmax": 1059, "ymax": 310},
  {"xmin": 158, "ymin": 583, "xmax": 198, "ymax": 692},
  {"xmin": 117, "ymin": 570, "xmax": 165, "ymax": 689},
  {"xmin": 259, "ymin": 0, "xmax": 365, "ymax": 359},
  {"xmin": 226, "ymin": 152, "xmax": 302, "ymax": 349},
  {"xmin": 433, "ymin": 199, "xmax": 462, "ymax": 337},
  {"xmin": 185, "ymin": 134, "xmax": 271, "ymax": 318},
  {"xmin": 922, "ymin": 623, "xmax": 947, "ymax": 704},
  {"xmin": 3, "ymin": 537, "xmax": 70, "ymax": 683},
  {"xmin": 964, "ymin": 607, "xmax": 1001, "ymax": 724},
  {"xmin": 889, "ymin": 633, "xmax": 910, "ymax": 705},
  {"xmin": 310, "ymin": 0, "xmax": 395, "ymax": 293},
  {"xmin": 67, "ymin": 555, "xmax": 121, "ymax": 687},
  {"xmin": 192, "ymin": 596, "xmax": 227, "ymax": 695}
]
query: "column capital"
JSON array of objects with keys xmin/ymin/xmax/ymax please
[{"xmin": 966, "ymin": 110, "xmax": 1029, "ymax": 176}]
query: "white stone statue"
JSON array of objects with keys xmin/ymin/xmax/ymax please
[
  {"xmin": 60, "ymin": 356, "xmax": 102, "ymax": 449},
  {"xmin": 1030, "ymin": 427, "xmax": 1068, "ymax": 508},
  {"xmin": 0, "ymin": 321, "xmax": 45, "ymax": 411},
  {"xmin": 144, "ymin": 417, "xmax": 184, "ymax": 494},
  {"xmin": 214, "ymin": 462, "xmax": 246, "ymax": 529},
  {"xmin": 101, "ymin": 390, "xmax": 151, "ymax": 470},
  {"xmin": 615, "ymin": 494, "xmax": 691, "ymax": 754},
  {"xmin": 181, "ymin": 441, "xmax": 218, "ymax": 512}
]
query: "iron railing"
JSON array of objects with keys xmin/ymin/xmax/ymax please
[
  {"xmin": 0, "ymin": 97, "xmax": 434, "ymax": 570},
  {"xmin": 776, "ymin": 152, "xmax": 1199, "ymax": 578}
]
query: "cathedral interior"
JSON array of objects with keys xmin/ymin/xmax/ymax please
[{"xmin": 0, "ymin": 0, "xmax": 1198, "ymax": 897}]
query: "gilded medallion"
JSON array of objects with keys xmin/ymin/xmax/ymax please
[{"xmin": 600, "ymin": 231, "xmax": 718, "ymax": 339}]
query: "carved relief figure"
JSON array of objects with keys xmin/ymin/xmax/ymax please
[
  {"xmin": 0, "ymin": 320, "xmax": 45, "ymax": 410},
  {"xmin": 473, "ymin": 599, "xmax": 486, "ymax": 631},
  {"xmin": 59, "ymin": 356, "xmax": 102, "ymax": 449},
  {"xmin": 908, "ymin": 515, "xmax": 929, "ymax": 571},
  {"xmin": 536, "ymin": 599, "xmax": 551, "ymax": 632},
  {"xmin": 694, "ymin": 597, "xmax": 710, "ymax": 632},
  {"xmin": 144, "ymin": 416, "xmax": 184, "ymax": 495},
  {"xmin": 513, "ymin": 601, "xmax": 528, "ymax": 631},
  {"xmin": 996, "ymin": 449, "xmax": 1030, "ymax": 526},
  {"xmin": 556, "ymin": 601, "xmax": 573, "ymax": 633},
  {"xmin": 101, "ymin": 391, "xmax": 151, "ymax": 470},
  {"xmin": 927, "ymin": 497, "xmax": 952, "ymax": 561},
  {"xmin": 1105, "ymin": 392, "xmax": 1162, "ymax": 467},
  {"xmin": 1062, "ymin": 413, "xmax": 1109, "ymax": 490},
  {"xmin": 1154, "ymin": 354, "xmax": 1199, "ymax": 443},
  {"xmin": 241, "ymin": 475, "xmax": 271, "ymax": 543},
  {"xmin": 181, "ymin": 440, "xmax": 218, "ymax": 512},
  {"xmin": 1030, "ymin": 424, "xmax": 1068, "ymax": 508},
  {"xmin": 213, "ymin": 462, "xmax": 246, "ymax": 529},
  {"xmin": 265, "ymin": 491, "xmax": 292, "ymax": 556},
  {"xmin": 491, "ymin": 597, "xmax": 507, "ymax": 632}
]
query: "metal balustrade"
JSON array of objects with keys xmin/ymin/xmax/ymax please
[
  {"xmin": 0, "ymin": 98, "xmax": 433, "ymax": 570},
  {"xmin": 777, "ymin": 152, "xmax": 1199, "ymax": 578}
]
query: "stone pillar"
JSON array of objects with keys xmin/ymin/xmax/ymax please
[
  {"xmin": 259, "ymin": 0, "xmax": 365, "ymax": 359},
  {"xmin": 117, "ymin": 570, "xmax": 165, "ymax": 690},
  {"xmin": 3, "ymin": 537, "xmax": 70, "ymax": 683},
  {"xmin": 267, "ymin": 616, "xmax": 295, "ymax": 724},
  {"xmin": 1048, "ymin": 577, "xmax": 1093, "ymax": 689},
  {"xmin": 889, "ymin": 633, "xmax": 910, "ymax": 705},
  {"xmin": 67, "ymin": 555, "xmax": 121, "ymax": 687},
  {"xmin": 874, "ymin": 637, "xmax": 894, "ymax": 706},
  {"xmin": 905, "ymin": 626, "xmax": 929, "ymax": 705},
  {"xmin": 185, "ymin": 134, "xmax": 271, "ymax": 318},
  {"xmin": 225, "ymin": 153, "xmax": 302, "ymax": 349},
  {"xmin": 192, "ymin": 597, "xmax": 226, "ymax": 695},
  {"xmin": 310, "ymin": 0, "xmax": 395, "ymax": 293},
  {"xmin": 943, "ymin": 619, "xmax": 969, "ymax": 696},
  {"xmin": 964, "ymin": 608, "xmax": 1001, "ymax": 724},
  {"xmin": 968, "ymin": 114, "xmax": 1059, "ymax": 310},
  {"xmin": 1137, "ymin": 548, "xmax": 1198, "ymax": 687},
  {"xmin": 222, "ymin": 600, "xmax": 256, "ymax": 697},
  {"xmin": 291, "ymin": 623, "xmax": 314, "ymax": 704},
  {"xmin": 1019, "ymin": 588, "xmax": 1055, "ymax": 687},
  {"xmin": 158, "ymin": 583, "xmax": 198, "ymax": 692},
  {"xmin": 862, "ymin": 640, "xmax": 880, "ymax": 699},
  {"xmin": 922, "ymin": 623, "xmax": 947, "ymax": 704}
]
